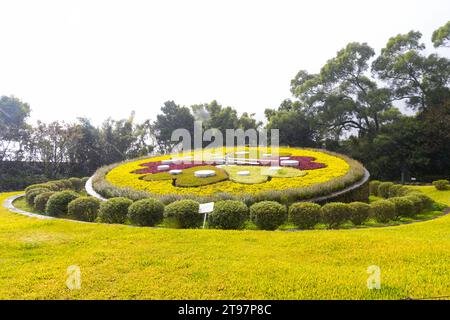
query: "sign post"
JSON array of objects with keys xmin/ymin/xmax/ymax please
[{"xmin": 199, "ymin": 202, "xmax": 215, "ymax": 229}]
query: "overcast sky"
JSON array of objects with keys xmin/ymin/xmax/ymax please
[{"xmin": 1, "ymin": 0, "xmax": 449, "ymax": 125}]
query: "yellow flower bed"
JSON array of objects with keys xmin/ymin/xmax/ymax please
[{"xmin": 105, "ymin": 147, "xmax": 350, "ymax": 197}]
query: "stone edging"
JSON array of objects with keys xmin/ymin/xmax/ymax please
[
  {"xmin": 2, "ymin": 194, "xmax": 55, "ymax": 220},
  {"xmin": 2, "ymin": 194, "xmax": 88, "ymax": 223},
  {"xmin": 85, "ymin": 177, "xmax": 107, "ymax": 201}
]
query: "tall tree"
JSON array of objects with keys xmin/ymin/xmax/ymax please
[
  {"xmin": 372, "ymin": 31, "xmax": 450, "ymax": 110},
  {"xmin": 154, "ymin": 101, "xmax": 195, "ymax": 152},
  {"xmin": 0, "ymin": 96, "xmax": 31, "ymax": 161},
  {"xmin": 432, "ymin": 21, "xmax": 450, "ymax": 48},
  {"xmin": 291, "ymin": 43, "xmax": 397, "ymax": 138}
]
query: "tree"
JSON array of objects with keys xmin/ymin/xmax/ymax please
[
  {"xmin": 291, "ymin": 43, "xmax": 397, "ymax": 138},
  {"xmin": 154, "ymin": 101, "xmax": 195, "ymax": 152},
  {"xmin": 265, "ymin": 107, "xmax": 318, "ymax": 147},
  {"xmin": 372, "ymin": 31, "xmax": 450, "ymax": 110},
  {"xmin": 432, "ymin": 21, "xmax": 450, "ymax": 48},
  {"xmin": 0, "ymin": 96, "xmax": 31, "ymax": 161}
]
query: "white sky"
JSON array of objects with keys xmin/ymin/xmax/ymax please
[{"xmin": 0, "ymin": 0, "xmax": 449, "ymax": 125}]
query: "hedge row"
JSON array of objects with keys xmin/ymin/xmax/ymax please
[{"xmin": 21, "ymin": 179, "xmax": 439, "ymax": 230}]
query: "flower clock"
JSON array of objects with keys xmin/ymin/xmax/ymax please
[{"xmin": 105, "ymin": 147, "xmax": 351, "ymax": 198}]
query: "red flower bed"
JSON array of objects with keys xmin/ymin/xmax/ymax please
[{"xmin": 132, "ymin": 156, "xmax": 326, "ymax": 175}]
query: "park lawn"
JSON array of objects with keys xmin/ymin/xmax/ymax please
[{"xmin": 0, "ymin": 188, "xmax": 450, "ymax": 300}]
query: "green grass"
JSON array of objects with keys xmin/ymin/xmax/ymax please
[{"xmin": 1, "ymin": 187, "xmax": 450, "ymax": 299}]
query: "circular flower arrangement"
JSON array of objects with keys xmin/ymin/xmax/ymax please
[{"xmin": 104, "ymin": 147, "xmax": 352, "ymax": 198}]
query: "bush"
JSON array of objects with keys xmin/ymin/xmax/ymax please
[
  {"xmin": 378, "ymin": 182, "xmax": 394, "ymax": 198},
  {"xmin": 409, "ymin": 192, "xmax": 434, "ymax": 211},
  {"xmin": 369, "ymin": 181, "xmax": 381, "ymax": 196},
  {"xmin": 26, "ymin": 188, "xmax": 50, "ymax": 205},
  {"xmin": 370, "ymin": 200, "xmax": 396, "ymax": 223},
  {"xmin": 388, "ymin": 184, "xmax": 403, "ymax": 198},
  {"xmin": 98, "ymin": 197, "xmax": 133, "ymax": 224},
  {"xmin": 406, "ymin": 195, "xmax": 423, "ymax": 214},
  {"xmin": 34, "ymin": 192, "xmax": 55, "ymax": 212},
  {"xmin": 321, "ymin": 202, "xmax": 353, "ymax": 228},
  {"xmin": 288, "ymin": 202, "xmax": 322, "ymax": 229},
  {"xmin": 388, "ymin": 197, "xmax": 415, "ymax": 217},
  {"xmin": 25, "ymin": 183, "xmax": 55, "ymax": 193},
  {"xmin": 396, "ymin": 186, "xmax": 412, "ymax": 197},
  {"xmin": 68, "ymin": 178, "xmax": 83, "ymax": 192},
  {"xmin": 164, "ymin": 200, "xmax": 201, "ymax": 228},
  {"xmin": 46, "ymin": 191, "xmax": 79, "ymax": 216},
  {"xmin": 127, "ymin": 198, "xmax": 165, "ymax": 226},
  {"xmin": 68, "ymin": 197, "xmax": 101, "ymax": 222},
  {"xmin": 433, "ymin": 180, "xmax": 449, "ymax": 191},
  {"xmin": 81, "ymin": 177, "xmax": 90, "ymax": 186},
  {"xmin": 250, "ymin": 201, "xmax": 287, "ymax": 230},
  {"xmin": 348, "ymin": 202, "xmax": 371, "ymax": 225},
  {"xmin": 208, "ymin": 200, "xmax": 249, "ymax": 230}
]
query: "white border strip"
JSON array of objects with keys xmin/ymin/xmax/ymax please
[
  {"xmin": 2, "ymin": 194, "xmax": 56, "ymax": 220},
  {"xmin": 85, "ymin": 177, "xmax": 107, "ymax": 201}
]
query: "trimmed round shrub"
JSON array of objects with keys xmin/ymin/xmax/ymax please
[
  {"xmin": 26, "ymin": 188, "xmax": 50, "ymax": 205},
  {"xmin": 370, "ymin": 200, "xmax": 396, "ymax": 223},
  {"xmin": 208, "ymin": 200, "xmax": 249, "ymax": 230},
  {"xmin": 68, "ymin": 178, "xmax": 83, "ymax": 192},
  {"xmin": 369, "ymin": 181, "xmax": 381, "ymax": 196},
  {"xmin": 127, "ymin": 198, "xmax": 165, "ymax": 226},
  {"xmin": 388, "ymin": 184, "xmax": 403, "ymax": 198},
  {"xmin": 25, "ymin": 183, "xmax": 56, "ymax": 193},
  {"xmin": 321, "ymin": 202, "xmax": 353, "ymax": 228},
  {"xmin": 45, "ymin": 190, "xmax": 79, "ymax": 217},
  {"xmin": 250, "ymin": 201, "xmax": 287, "ymax": 231},
  {"xmin": 433, "ymin": 180, "xmax": 449, "ymax": 191},
  {"xmin": 396, "ymin": 186, "xmax": 412, "ymax": 197},
  {"xmin": 409, "ymin": 192, "xmax": 434, "ymax": 211},
  {"xmin": 81, "ymin": 177, "xmax": 90, "ymax": 186},
  {"xmin": 98, "ymin": 197, "xmax": 133, "ymax": 224},
  {"xmin": 164, "ymin": 199, "xmax": 201, "ymax": 228},
  {"xmin": 378, "ymin": 182, "xmax": 394, "ymax": 198},
  {"xmin": 388, "ymin": 197, "xmax": 415, "ymax": 217},
  {"xmin": 406, "ymin": 195, "xmax": 423, "ymax": 214},
  {"xmin": 348, "ymin": 202, "xmax": 371, "ymax": 225},
  {"xmin": 68, "ymin": 197, "xmax": 101, "ymax": 222},
  {"xmin": 34, "ymin": 192, "xmax": 55, "ymax": 212},
  {"xmin": 288, "ymin": 202, "xmax": 321, "ymax": 229}
]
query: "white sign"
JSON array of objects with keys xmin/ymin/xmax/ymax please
[{"xmin": 199, "ymin": 202, "xmax": 214, "ymax": 214}]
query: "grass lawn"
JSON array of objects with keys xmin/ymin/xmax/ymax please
[{"xmin": 1, "ymin": 187, "xmax": 450, "ymax": 300}]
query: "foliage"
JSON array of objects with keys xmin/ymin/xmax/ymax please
[
  {"xmin": 45, "ymin": 190, "xmax": 79, "ymax": 217},
  {"xmin": 33, "ymin": 192, "xmax": 55, "ymax": 212},
  {"xmin": 388, "ymin": 197, "xmax": 415, "ymax": 217},
  {"xmin": 67, "ymin": 197, "xmax": 101, "ymax": 222},
  {"xmin": 68, "ymin": 178, "xmax": 83, "ymax": 192},
  {"xmin": 208, "ymin": 200, "xmax": 249, "ymax": 230},
  {"xmin": 164, "ymin": 199, "xmax": 201, "ymax": 229},
  {"xmin": 250, "ymin": 201, "xmax": 287, "ymax": 230},
  {"xmin": 288, "ymin": 202, "xmax": 322, "ymax": 229},
  {"xmin": 321, "ymin": 202, "xmax": 353, "ymax": 228},
  {"xmin": 26, "ymin": 188, "xmax": 50, "ymax": 205},
  {"xmin": 127, "ymin": 198, "xmax": 165, "ymax": 226},
  {"xmin": 369, "ymin": 180, "xmax": 381, "ymax": 196},
  {"xmin": 370, "ymin": 200, "xmax": 396, "ymax": 223},
  {"xmin": 98, "ymin": 197, "xmax": 133, "ymax": 224},
  {"xmin": 378, "ymin": 182, "xmax": 394, "ymax": 198},
  {"xmin": 433, "ymin": 179, "xmax": 449, "ymax": 191},
  {"xmin": 432, "ymin": 21, "xmax": 450, "ymax": 48},
  {"xmin": 348, "ymin": 202, "xmax": 371, "ymax": 225}
]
